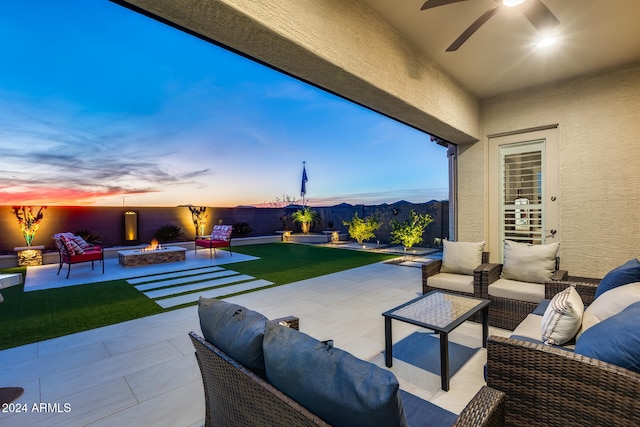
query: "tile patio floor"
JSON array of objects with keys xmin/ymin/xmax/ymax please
[{"xmin": 0, "ymin": 256, "xmax": 510, "ymax": 427}]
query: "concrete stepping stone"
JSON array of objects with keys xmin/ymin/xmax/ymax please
[
  {"xmin": 127, "ymin": 266, "xmax": 224, "ymax": 285},
  {"xmin": 155, "ymin": 279, "xmax": 273, "ymax": 309},
  {"xmin": 143, "ymin": 274, "xmax": 254, "ymax": 299},
  {"xmin": 134, "ymin": 270, "xmax": 238, "ymax": 291}
]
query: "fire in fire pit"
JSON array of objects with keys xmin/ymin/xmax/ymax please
[{"xmin": 140, "ymin": 239, "xmax": 163, "ymax": 252}]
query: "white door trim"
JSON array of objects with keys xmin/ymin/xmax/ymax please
[{"xmin": 487, "ymin": 127, "xmax": 560, "ymax": 262}]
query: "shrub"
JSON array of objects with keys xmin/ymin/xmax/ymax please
[
  {"xmin": 390, "ymin": 210, "xmax": 434, "ymax": 250},
  {"xmin": 74, "ymin": 230, "xmax": 102, "ymax": 244},
  {"xmin": 154, "ymin": 225, "xmax": 182, "ymax": 243},
  {"xmin": 233, "ymin": 222, "xmax": 252, "ymax": 237},
  {"xmin": 343, "ymin": 213, "xmax": 381, "ymax": 245}
]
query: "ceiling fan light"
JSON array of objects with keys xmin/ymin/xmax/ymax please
[
  {"xmin": 537, "ymin": 36, "xmax": 557, "ymax": 48},
  {"xmin": 503, "ymin": 0, "xmax": 526, "ymax": 7}
]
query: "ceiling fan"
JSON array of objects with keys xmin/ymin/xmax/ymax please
[{"xmin": 421, "ymin": 0, "xmax": 560, "ymax": 52}]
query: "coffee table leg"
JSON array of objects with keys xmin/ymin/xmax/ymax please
[
  {"xmin": 482, "ymin": 306, "xmax": 489, "ymax": 348},
  {"xmin": 440, "ymin": 332, "xmax": 450, "ymax": 391},
  {"xmin": 384, "ymin": 317, "xmax": 393, "ymax": 367}
]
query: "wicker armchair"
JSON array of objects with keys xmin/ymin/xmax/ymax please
[
  {"xmin": 422, "ymin": 252, "xmax": 490, "ymax": 297},
  {"xmin": 487, "ymin": 276, "xmax": 640, "ymax": 426},
  {"xmin": 475, "ymin": 258, "xmax": 568, "ymax": 331}
]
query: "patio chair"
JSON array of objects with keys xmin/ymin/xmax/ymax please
[
  {"xmin": 195, "ymin": 225, "xmax": 233, "ymax": 259},
  {"xmin": 53, "ymin": 233, "xmax": 104, "ymax": 279},
  {"xmin": 476, "ymin": 240, "xmax": 567, "ymax": 330},
  {"xmin": 422, "ymin": 240, "xmax": 488, "ymax": 299}
]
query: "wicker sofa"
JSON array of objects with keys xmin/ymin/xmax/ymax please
[
  {"xmin": 190, "ymin": 299, "xmax": 506, "ymax": 427},
  {"xmin": 485, "ymin": 278, "xmax": 640, "ymax": 426}
]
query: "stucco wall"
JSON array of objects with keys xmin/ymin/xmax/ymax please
[
  {"xmin": 111, "ymin": 0, "xmax": 480, "ymax": 144},
  {"xmin": 459, "ymin": 61, "xmax": 640, "ymax": 278},
  {"xmin": 0, "ymin": 202, "xmax": 448, "ymax": 253},
  {"xmin": 456, "ymin": 141, "xmax": 486, "ymax": 243},
  {"xmin": 0, "ymin": 206, "xmax": 285, "ymax": 252}
]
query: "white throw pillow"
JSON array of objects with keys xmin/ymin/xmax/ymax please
[
  {"xmin": 578, "ymin": 282, "xmax": 640, "ymax": 338},
  {"xmin": 439, "ymin": 240, "xmax": 485, "ymax": 275},
  {"xmin": 541, "ymin": 286, "xmax": 584, "ymax": 345},
  {"xmin": 501, "ymin": 240, "xmax": 560, "ymax": 284}
]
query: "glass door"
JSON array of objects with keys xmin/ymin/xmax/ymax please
[
  {"xmin": 500, "ymin": 141, "xmax": 544, "ymax": 246},
  {"xmin": 487, "ymin": 127, "xmax": 559, "ymax": 262}
]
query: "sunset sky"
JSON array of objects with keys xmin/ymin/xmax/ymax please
[{"xmin": 0, "ymin": 1, "xmax": 448, "ymax": 208}]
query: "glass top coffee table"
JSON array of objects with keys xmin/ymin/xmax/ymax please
[{"xmin": 382, "ymin": 290, "xmax": 489, "ymax": 391}]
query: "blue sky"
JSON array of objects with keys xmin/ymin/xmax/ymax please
[{"xmin": 0, "ymin": 0, "xmax": 448, "ymax": 207}]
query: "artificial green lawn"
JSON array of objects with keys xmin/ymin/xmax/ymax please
[{"xmin": 0, "ymin": 243, "xmax": 395, "ymax": 350}]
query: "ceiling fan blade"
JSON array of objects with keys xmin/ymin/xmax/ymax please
[
  {"xmin": 520, "ymin": 0, "xmax": 560, "ymax": 31},
  {"xmin": 446, "ymin": 6, "xmax": 501, "ymax": 52},
  {"xmin": 421, "ymin": 0, "xmax": 469, "ymax": 11}
]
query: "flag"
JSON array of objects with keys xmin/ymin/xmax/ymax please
[{"xmin": 300, "ymin": 164, "xmax": 308, "ymax": 197}]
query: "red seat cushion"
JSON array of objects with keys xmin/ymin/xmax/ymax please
[
  {"xmin": 69, "ymin": 247, "xmax": 103, "ymax": 262},
  {"xmin": 195, "ymin": 239, "xmax": 230, "ymax": 249}
]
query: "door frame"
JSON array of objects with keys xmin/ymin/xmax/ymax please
[{"xmin": 487, "ymin": 126, "xmax": 560, "ymax": 262}]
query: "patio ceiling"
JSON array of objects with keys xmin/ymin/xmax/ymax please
[
  {"xmin": 109, "ymin": 0, "xmax": 640, "ymax": 142},
  {"xmin": 362, "ymin": 0, "xmax": 640, "ymax": 99},
  {"xmin": 110, "ymin": 0, "xmax": 640, "ymax": 101}
]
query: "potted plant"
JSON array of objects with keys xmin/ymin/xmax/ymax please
[
  {"xmin": 343, "ymin": 213, "xmax": 381, "ymax": 246},
  {"xmin": 390, "ymin": 210, "xmax": 433, "ymax": 253},
  {"xmin": 291, "ymin": 207, "xmax": 320, "ymax": 234}
]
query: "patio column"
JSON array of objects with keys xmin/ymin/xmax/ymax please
[{"xmin": 447, "ymin": 143, "xmax": 457, "ymax": 240}]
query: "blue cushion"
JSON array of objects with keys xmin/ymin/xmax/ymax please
[
  {"xmin": 198, "ymin": 297, "xmax": 268, "ymax": 375},
  {"xmin": 263, "ymin": 322, "xmax": 408, "ymax": 427},
  {"xmin": 575, "ymin": 301, "xmax": 640, "ymax": 372},
  {"xmin": 532, "ymin": 299, "xmax": 551, "ymax": 316},
  {"xmin": 398, "ymin": 390, "xmax": 456, "ymax": 427},
  {"xmin": 595, "ymin": 258, "xmax": 640, "ymax": 299}
]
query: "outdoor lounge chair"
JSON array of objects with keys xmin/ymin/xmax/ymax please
[
  {"xmin": 476, "ymin": 240, "xmax": 568, "ymax": 330},
  {"xmin": 195, "ymin": 225, "xmax": 232, "ymax": 259},
  {"xmin": 422, "ymin": 240, "xmax": 488, "ymax": 299},
  {"xmin": 53, "ymin": 233, "xmax": 104, "ymax": 279}
]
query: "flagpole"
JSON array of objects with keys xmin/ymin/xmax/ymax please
[{"xmin": 301, "ymin": 161, "xmax": 308, "ymax": 207}]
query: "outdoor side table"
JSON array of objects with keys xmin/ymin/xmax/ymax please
[{"xmin": 382, "ymin": 290, "xmax": 489, "ymax": 391}]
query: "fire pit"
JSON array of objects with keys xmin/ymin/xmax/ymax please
[{"xmin": 118, "ymin": 240, "xmax": 187, "ymax": 267}]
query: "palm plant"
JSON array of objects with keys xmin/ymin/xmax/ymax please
[{"xmin": 291, "ymin": 207, "xmax": 320, "ymax": 234}]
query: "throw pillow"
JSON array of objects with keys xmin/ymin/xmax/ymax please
[
  {"xmin": 73, "ymin": 235, "xmax": 93, "ymax": 249},
  {"xmin": 52, "ymin": 236, "xmax": 66, "ymax": 253},
  {"xmin": 59, "ymin": 234, "xmax": 85, "ymax": 255},
  {"xmin": 440, "ymin": 240, "xmax": 486, "ymax": 275},
  {"xmin": 210, "ymin": 225, "xmax": 232, "ymax": 241},
  {"xmin": 579, "ymin": 282, "xmax": 640, "ymax": 337},
  {"xmin": 263, "ymin": 322, "xmax": 408, "ymax": 427},
  {"xmin": 198, "ymin": 297, "xmax": 268, "ymax": 375},
  {"xmin": 501, "ymin": 240, "xmax": 560, "ymax": 284},
  {"xmin": 575, "ymin": 301, "xmax": 640, "ymax": 373},
  {"xmin": 594, "ymin": 258, "xmax": 640, "ymax": 299},
  {"xmin": 541, "ymin": 286, "xmax": 584, "ymax": 345}
]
